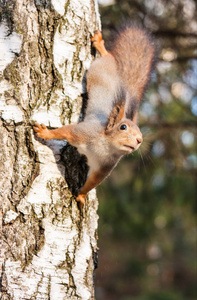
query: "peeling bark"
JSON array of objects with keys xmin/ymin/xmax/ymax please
[{"xmin": 0, "ymin": 0, "xmax": 100, "ymax": 299}]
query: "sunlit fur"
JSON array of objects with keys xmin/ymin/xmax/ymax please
[
  {"xmin": 105, "ymin": 119, "xmax": 142, "ymax": 154},
  {"xmin": 33, "ymin": 24, "xmax": 155, "ymax": 207}
]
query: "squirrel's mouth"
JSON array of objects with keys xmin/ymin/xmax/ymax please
[{"xmin": 123, "ymin": 145, "xmax": 135, "ymax": 151}]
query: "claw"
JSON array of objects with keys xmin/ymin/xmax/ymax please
[
  {"xmin": 34, "ymin": 122, "xmax": 41, "ymax": 129},
  {"xmin": 76, "ymin": 194, "xmax": 86, "ymax": 208},
  {"xmin": 41, "ymin": 123, "xmax": 46, "ymax": 129},
  {"xmin": 33, "ymin": 122, "xmax": 49, "ymax": 139},
  {"xmin": 33, "ymin": 126, "xmax": 39, "ymax": 132},
  {"xmin": 91, "ymin": 30, "xmax": 102, "ymax": 43},
  {"xmin": 91, "ymin": 30, "xmax": 110, "ymax": 57}
]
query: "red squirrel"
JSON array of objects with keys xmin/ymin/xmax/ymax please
[{"xmin": 33, "ymin": 25, "xmax": 155, "ymax": 207}]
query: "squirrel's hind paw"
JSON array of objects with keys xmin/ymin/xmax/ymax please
[
  {"xmin": 91, "ymin": 30, "xmax": 102, "ymax": 43},
  {"xmin": 76, "ymin": 194, "xmax": 86, "ymax": 208},
  {"xmin": 91, "ymin": 30, "xmax": 110, "ymax": 57}
]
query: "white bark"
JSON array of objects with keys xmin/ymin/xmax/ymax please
[{"xmin": 0, "ymin": 0, "xmax": 100, "ymax": 299}]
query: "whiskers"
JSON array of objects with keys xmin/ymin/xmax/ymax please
[
  {"xmin": 137, "ymin": 133, "xmax": 155, "ymax": 172},
  {"xmin": 138, "ymin": 147, "xmax": 146, "ymax": 171}
]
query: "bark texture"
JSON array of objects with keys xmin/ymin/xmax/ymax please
[{"xmin": 0, "ymin": 0, "xmax": 100, "ymax": 299}]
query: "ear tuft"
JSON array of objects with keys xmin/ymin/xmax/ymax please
[{"xmin": 105, "ymin": 104, "xmax": 125, "ymax": 133}]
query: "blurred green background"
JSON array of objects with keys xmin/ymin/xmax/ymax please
[{"xmin": 95, "ymin": 1, "xmax": 197, "ymax": 299}]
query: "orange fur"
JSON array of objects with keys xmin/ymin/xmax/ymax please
[
  {"xmin": 33, "ymin": 123, "xmax": 87, "ymax": 145},
  {"xmin": 110, "ymin": 26, "xmax": 155, "ymax": 102},
  {"xmin": 76, "ymin": 169, "xmax": 106, "ymax": 207},
  {"xmin": 33, "ymin": 25, "xmax": 155, "ymax": 208}
]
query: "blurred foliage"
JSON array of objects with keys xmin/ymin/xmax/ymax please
[{"xmin": 95, "ymin": 1, "xmax": 197, "ymax": 300}]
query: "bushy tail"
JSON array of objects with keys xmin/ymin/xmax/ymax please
[{"xmin": 110, "ymin": 24, "xmax": 156, "ymax": 102}]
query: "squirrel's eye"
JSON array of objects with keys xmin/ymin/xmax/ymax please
[{"xmin": 120, "ymin": 124, "xmax": 127, "ymax": 130}]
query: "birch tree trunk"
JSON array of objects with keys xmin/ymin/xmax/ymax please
[{"xmin": 0, "ymin": 0, "xmax": 100, "ymax": 299}]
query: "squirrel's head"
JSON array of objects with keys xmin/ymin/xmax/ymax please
[{"xmin": 105, "ymin": 104, "xmax": 142, "ymax": 154}]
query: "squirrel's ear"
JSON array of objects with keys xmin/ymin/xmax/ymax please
[{"xmin": 105, "ymin": 104, "xmax": 125, "ymax": 132}]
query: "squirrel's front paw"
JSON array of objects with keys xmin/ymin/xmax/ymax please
[
  {"xmin": 76, "ymin": 194, "xmax": 86, "ymax": 208},
  {"xmin": 33, "ymin": 122, "xmax": 50, "ymax": 140}
]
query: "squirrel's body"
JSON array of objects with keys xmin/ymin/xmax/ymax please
[
  {"xmin": 34, "ymin": 24, "xmax": 155, "ymax": 207},
  {"xmin": 86, "ymin": 55, "xmax": 119, "ymax": 124}
]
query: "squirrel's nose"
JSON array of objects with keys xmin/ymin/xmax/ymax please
[{"xmin": 136, "ymin": 135, "xmax": 143, "ymax": 145}]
